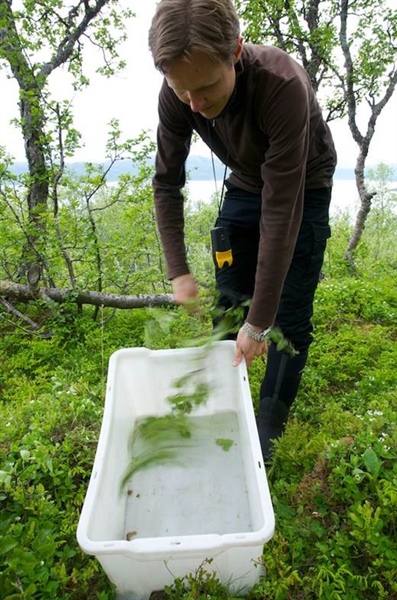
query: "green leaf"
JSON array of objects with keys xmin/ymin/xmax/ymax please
[
  {"xmin": 363, "ymin": 448, "xmax": 382, "ymax": 479},
  {"xmin": 36, "ymin": 542, "xmax": 57, "ymax": 559},
  {"xmin": 0, "ymin": 535, "xmax": 18, "ymax": 556},
  {"xmin": 215, "ymin": 438, "xmax": 234, "ymax": 451}
]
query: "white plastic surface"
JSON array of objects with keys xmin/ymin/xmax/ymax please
[{"xmin": 77, "ymin": 341, "xmax": 275, "ymax": 599}]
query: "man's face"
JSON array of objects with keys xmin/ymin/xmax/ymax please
[{"xmin": 165, "ymin": 44, "xmax": 242, "ymax": 120}]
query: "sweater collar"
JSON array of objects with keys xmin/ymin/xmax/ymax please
[{"xmin": 211, "ymin": 51, "xmax": 245, "ymax": 122}]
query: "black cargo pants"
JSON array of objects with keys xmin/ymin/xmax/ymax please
[{"xmin": 214, "ymin": 182, "xmax": 332, "ymax": 410}]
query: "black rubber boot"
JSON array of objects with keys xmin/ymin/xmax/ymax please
[
  {"xmin": 260, "ymin": 344, "xmax": 309, "ymax": 410},
  {"xmin": 256, "ymin": 346, "xmax": 309, "ymax": 460},
  {"xmin": 256, "ymin": 397, "xmax": 290, "ymax": 461}
]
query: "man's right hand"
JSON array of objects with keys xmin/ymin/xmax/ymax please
[{"xmin": 172, "ymin": 274, "xmax": 199, "ymax": 311}]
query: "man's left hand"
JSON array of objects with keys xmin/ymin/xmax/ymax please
[{"xmin": 233, "ymin": 325, "xmax": 268, "ymax": 367}]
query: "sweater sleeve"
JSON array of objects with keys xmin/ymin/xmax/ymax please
[
  {"xmin": 152, "ymin": 80, "xmax": 194, "ymax": 280},
  {"xmin": 247, "ymin": 73, "xmax": 310, "ymax": 328}
]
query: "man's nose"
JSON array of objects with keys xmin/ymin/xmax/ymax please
[{"xmin": 187, "ymin": 91, "xmax": 206, "ymax": 113}]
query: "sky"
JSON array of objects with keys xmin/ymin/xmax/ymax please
[{"xmin": 0, "ymin": 0, "xmax": 396, "ymax": 169}]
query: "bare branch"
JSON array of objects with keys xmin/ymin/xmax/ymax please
[
  {"xmin": 50, "ymin": 103, "xmax": 78, "ymax": 288},
  {"xmin": 0, "ymin": 296, "xmax": 41, "ymax": 329},
  {"xmin": 0, "ymin": 280, "xmax": 175, "ymax": 309}
]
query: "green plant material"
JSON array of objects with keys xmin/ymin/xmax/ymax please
[
  {"xmin": 215, "ymin": 438, "xmax": 234, "ymax": 452},
  {"xmin": 164, "ymin": 558, "xmax": 243, "ymax": 599},
  {"xmin": 121, "ymin": 302, "xmax": 297, "ymax": 491},
  {"xmin": 210, "ymin": 301, "xmax": 250, "ymax": 341},
  {"xmin": 120, "ymin": 445, "xmax": 186, "ymax": 490},
  {"xmin": 167, "ymin": 381, "xmax": 210, "ymax": 414},
  {"xmin": 0, "ymin": 329, "xmax": 116, "ymax": 599},
  {"xmin": 1, "ymin": 247, "xmax": 397, "ymax": 598},
  {"xmin": 267, "ymin": 326, "xmax": 299, "ymax": 356},
  {"xmin": 211, "ymin": 302, "xmax": 298, "ymax": 356},
  {"xmin": 120, "ymin": 364, "xmax": 211, "ymax": 492},
  {"xmin": 136, "ymin": 414, "xmax": 193, "ymax": 441},
  {"xmin": 362, "ymin": 447, "xmax": 382, "ymax": 479}
]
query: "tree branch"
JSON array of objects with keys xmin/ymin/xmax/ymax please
[
  {"xmin": 0, "ymin": 297, "xmax": 41, "ymax": 330},
  {"xmin": 0, "ymin": 280, "xmax": 175, "ymax": 309},
  {"xmin": 39, "ymin": 0, "xmax": 110, "ymax": 78},
  {"xmin": 339, "ymin": 0, "xmax": 363, "ymax": 146}
]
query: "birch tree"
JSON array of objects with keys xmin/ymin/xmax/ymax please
[
  {"xmin": 0, "ymin": 0, "xmax": 133, "ymax": 277},
  {"xmin": 236, "ymin": 0, "xmax": 397, "ymax": 266}
]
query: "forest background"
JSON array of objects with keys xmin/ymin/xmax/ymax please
[{"xmin": 0, "ymin": 0, "xmax": 396, "ymax": 599}]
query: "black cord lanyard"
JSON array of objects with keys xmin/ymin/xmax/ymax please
[
  {"xmin": 210, "ymin": 150, "xmax": 228, "ymax": 217},
  {"xmin": 209, "ymin": 150, "xmax": 233, "ymax": 269}
]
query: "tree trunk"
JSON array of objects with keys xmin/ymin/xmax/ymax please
[
  {"xmin": 18, "ymin": 87, "xmax": 51, "ymax": 280},
  {"xmin": 344, "ymin": 155, "xmax": 376, "ymax": 268}
]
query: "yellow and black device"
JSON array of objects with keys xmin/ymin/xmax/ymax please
[{"xmin": 211, "ymin": 226, "xmax": 233, "ymax": 269}]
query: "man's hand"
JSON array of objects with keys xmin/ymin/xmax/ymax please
[
  {"xmin": 172, "ymin": 274, "xmax": 199, "ymax": 312},
  {"xmin": 233, "ymin": 323, "xmax": 268, "ymax": 367}
]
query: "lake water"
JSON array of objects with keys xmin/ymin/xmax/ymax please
[{"xmin": 186, "ymin": 179, "xmax": 397, "ymax": 218}]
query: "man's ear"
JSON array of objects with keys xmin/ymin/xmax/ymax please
[{"xmin": 233, "ymin": 37, "xmax": 243, "ymax": 63}]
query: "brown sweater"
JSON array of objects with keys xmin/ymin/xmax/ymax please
[{"xmin": 153, "ymin": 44, "xmax": 337, "ymax": 328}]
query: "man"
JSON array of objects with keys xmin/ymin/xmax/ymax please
[{"xmin": 148, "ymin": 0, "xmax": 337, "ymax": 459}]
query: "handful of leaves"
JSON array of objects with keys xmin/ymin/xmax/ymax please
[
  {"xmin": 184, "ymin": 301, "xmax": 298, "ymax": 358},
  {"xmin": 120, "ymin": 413, "xmax": 195, "ymax": 490},
  {"xmin": 120, "ymin": 368, "xmax": 211, "ymax": 492},
  {"xmin": 120, "ymin": 304, "xmax": 297, "ymax": 492},
  {"xmin": 210, "ymin": 303, "xmax": 298, "ymax": 357}
]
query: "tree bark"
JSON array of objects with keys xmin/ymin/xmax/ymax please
[
  {"xmin": 0, "ymin": 297, "xmax": 41, "ymax": 330},
  {"xmin": 0, "ymin": 280, "xmax": 174, "ymax": 309},
  {"xmin": 339, "ymin": 0, "xmax": 397, "ymax": 267}
]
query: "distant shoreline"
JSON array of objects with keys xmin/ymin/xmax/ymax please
[
  {"xmin": 186, "ymin": 178, "xmax": 397, "ymax": 219},
  {"xmin": 7, "ymin": 156, "xmax": 397, "ymax": 183}
]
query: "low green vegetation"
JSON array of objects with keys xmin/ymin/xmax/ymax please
[{"xmin": 1, "ymin": 169, "xmax": 397, "ymax": 599}]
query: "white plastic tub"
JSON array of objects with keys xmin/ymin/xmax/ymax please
[{"xmin": 77, "ymin": 341, "xmax": 275, "ymax": 599}]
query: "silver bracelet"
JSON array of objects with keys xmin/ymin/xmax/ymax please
[{"xmin": 242, "ymin": 322, "xmax": 272, "ymax": 342}]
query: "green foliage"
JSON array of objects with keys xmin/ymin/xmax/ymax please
[
  {"xmin": 0, "ymin": 0, "xmax": 135, "ymax": 278},
  {"xmin": 0, "ymin": 1, "xmax": 132, "ymax": 83},
  {"xmin": 1, "ymin": 261, "xmax": 397, "ymax": 598},
  {"xmin": 253, "ymin": 400, "xmax": 397, "ymax": 599},
  {"xmin": 1, "ymin": 166, "xmax": 397, "ymax": 598},
  {"xmin": 0, "ymin": 134, "xmax": 169, "ymax": 296},
  {"xmin": 164, "ymin": 559, "xmax": 242, "ymax": 600},
  {"xmin": 0, "ymin": 305, "xmax": 157, "ymax": 598},
  {"xmin": 235, "ymin": 0, "xmax": 338, "ymax": 66},
  {"xmin": 0, "ymin": 345, "xmax": 114, "ymax": 598},
  {"xmin": 323, "ymin": 167, "xmax": 397, "ymax": 278},
  {"xmin": 235, "ymin": 0, "xmax": 397, "ymax": 121},
  {"xmin": 120, "ymin": 369, "xmax": 211, "ymax": 490},
  {"xmin": 267, "ymin": 326, "xmax": 299, "ymax": 356},
  {"xmin": 215, "ymin": 438, "xmax": 234, "ymax": 451},
  {"xmin": 247, "ymin": 270, "xmax": 397, "ymax": 599}
]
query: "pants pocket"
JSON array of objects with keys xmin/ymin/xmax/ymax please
[{"xmin": 313, "ymin": 223, "xmax": 331, "ymax": 251}]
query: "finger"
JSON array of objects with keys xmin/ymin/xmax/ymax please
[
  {"xmin": 260, "ymin": 342, "xmax": 268, "ymax": 355},
  {"xmin": 232, "ymin": 345, "xmax": 243, "ymax": 367},
  {"xmin": 244, "ymin": 353, "xmax": 253, "ymax": 368}
]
